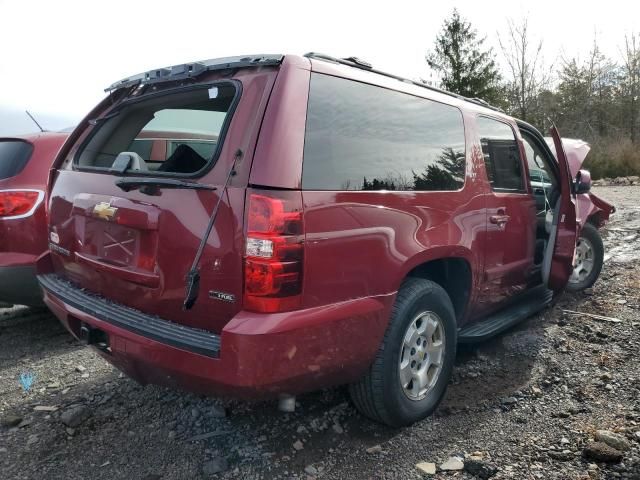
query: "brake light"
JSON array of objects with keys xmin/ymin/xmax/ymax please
[
  {"xmin": 0, "ymin": 190, "xmax": 43, "ymax": 218},
  {"xmin": 244, "ymin": 190, "xmax": 304, "ymax": 313}
]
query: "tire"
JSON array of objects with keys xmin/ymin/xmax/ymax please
[
  {"xmin": 566, "ymin": 223, "xmax": 604, "ymax": 292},
  {"xmin": 349, "ymin": 277, "xmax": 457, "ymax": 427}
]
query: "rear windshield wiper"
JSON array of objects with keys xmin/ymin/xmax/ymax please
[{"xmin": 115, "ymin": 177, "xmax": 218, "ymax": 194}]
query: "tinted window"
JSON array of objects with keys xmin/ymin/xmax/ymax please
[
  {"xmin": 0, "ymin": 140, "xmax": 33, "ymax": 180},
  {"xmin": 477, "ymin": 117, "xmax": 525, "ymax": 192},
  {"xmin": 302, "ymin": 74, "xmax": 466, "ymax": 191}
]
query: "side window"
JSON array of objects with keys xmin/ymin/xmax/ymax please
[
  {"xmin": 302, "ymin": 73, "xmax": 466, "ymax": 191},
  {"xmin": 522, "ymin": 135, "xmax": 552, "ymax": 186},
  {"xmin": 477, "ymin": 117, "xmax": 525, "ymax": 192}
]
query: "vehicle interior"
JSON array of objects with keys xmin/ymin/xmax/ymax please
[
  {"xmin": 75, "ymin": 85, "xmax": 234, "ymax": 175},
  {"xmin": 519, "ymin": 125, "xmax": 562, "ymax": 280}
]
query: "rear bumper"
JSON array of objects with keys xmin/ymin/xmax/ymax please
[
  {"xmin": 40, "ymin": 274, "xmax": 393, "ymax": 398},
  {"xmin": 0, "ymin": 264, "xmax": 43, "ymax": 306}
]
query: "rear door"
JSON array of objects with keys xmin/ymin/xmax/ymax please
[
  {"xmin": 543, "ymin": 127, "xmax": 578, "ymax": 291},
  {"xmin": 47, "ymin": 66, "xmax": 278, "ymax": 334},
  {"xmin": 477, "ymin": 116, "xmax": 537, "ymax": 309}
]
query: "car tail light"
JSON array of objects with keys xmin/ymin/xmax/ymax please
[
  {"xmin": 0, "ymin": 190, "xmax": 43, "ymax": 218},
  {"xmin": 244, "ymin": 189, "xmax": 304, "ymax": 313}
]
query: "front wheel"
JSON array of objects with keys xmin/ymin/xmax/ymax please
[
  {"xmin": 566, "ymin": 223, "xmax": 605, "ymax": 292},
  {"xmin": 349, "ymin": 278, "xmax": 457, "ymax": 427}
]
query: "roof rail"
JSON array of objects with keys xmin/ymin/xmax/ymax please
[
  {"xmin": 303, "ymin": 52, "xmax": 504, "ymax": 113},
  {"xmin": 105, "ymin": 54, "xmax": 284, "ymax": 92}
]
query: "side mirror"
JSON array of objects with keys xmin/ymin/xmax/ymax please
[{"xmin": 575, "ymin": 169, "xmax": 592, "ymax": 194}]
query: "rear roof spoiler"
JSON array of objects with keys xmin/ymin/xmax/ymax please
[{"xmin": 105, "ymin": 54, "xmax": 284, "ymax": 92}]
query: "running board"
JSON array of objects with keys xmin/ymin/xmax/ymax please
[{"xmin": 458, "ymin": 285, "xmax": 553, "ymax": 343}]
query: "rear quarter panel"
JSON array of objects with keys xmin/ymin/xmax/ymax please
[{"xmin": 0, "ymin": 133, "xmax": 67, "ymax": 266}]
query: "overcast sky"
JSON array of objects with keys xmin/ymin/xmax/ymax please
[{"xmin": 1, "ymin": 0, "xmax": 638, "ymax": 136}]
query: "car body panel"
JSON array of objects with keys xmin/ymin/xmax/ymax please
[
  {"xmin": 47, "ymin": 68, "xmax": 279, "ymax": 334},
  {"xmin": 0, "ymin": 132, "xmax": 68, "ymax": 305},
  {"xmin": 546, "ymin": 127, "xmax": 578, "ymax": 291},
  {"xmin": 544, "ymin": 136, "xmax": 615, "ymax": 229},
  {"xmin": 41, "ymin": 54, "xmax": 580, "ymax": 399}
]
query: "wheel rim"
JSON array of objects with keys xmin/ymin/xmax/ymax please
[
  {"xmin": 569, "ymin": 236, "xmax": 595, "ymax": 284},
  {"xmin": 398, "ymin": 311, "xmax": 446, "ymax": 401}
]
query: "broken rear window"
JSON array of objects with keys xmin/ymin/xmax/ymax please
[{"xmin": 75, "ymin": 83, "xmax": 237, "ymax": 176}]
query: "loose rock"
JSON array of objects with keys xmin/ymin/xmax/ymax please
[
  {"xmin": 583, "ymin": 442, "xmax": 624, "ymax": 463},
  {"xmin": 202, "ymin": 457, "xmax": 229, "ymax": 476},
  {"xmin": 464, "ymin": 458, "xmax": 498, "ymax": 479},
  {"xmin": 60, "ymin": 405, "xmax": 90, "ymax": 428},
  {"xmin": 304, "ymin": 465, "xmax": 319, "ymax": 475},
  {"xmin": 595, "ymin": 430, "xmax": 631, "ymax": 452},
  {"xmin": 1, "ymin": 414, "xmax": 22, "ymax": 428},
  {"xmin": 416, "ymin": 462, "xmax": 436, "ymax": 475},
  {"xmin": 440, "ymin": 456, "xmax": 464, "ymax": 471}
]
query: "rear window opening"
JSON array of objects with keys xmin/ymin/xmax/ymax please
[
  {"xmin": 0, "ymin": 140, "xmax": 34, "ymax": 180},
  {"xmin": 75, "ymin": 83, "xmax": 237, "ymax": 176}
]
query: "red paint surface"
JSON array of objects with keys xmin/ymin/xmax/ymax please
[
  {"xmin": 0, "ymin": 132, "xmax": 68, "ymax": 267},
  {"xmin": 42, "ymin": 54, "xmax": 606, "ymax": 398}
]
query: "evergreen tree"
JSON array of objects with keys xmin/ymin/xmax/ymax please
[{"xmin": 427, "ymin": 9, "xmax": 502, "ymax": 104}]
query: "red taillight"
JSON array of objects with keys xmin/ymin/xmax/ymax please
[
  {"xmin": 0, "ymin": 190, "xmax": 42, "ymax": 218},
  {"xmin": 244, "ymin": 190, "xmax": 304, "ymax": 313}
]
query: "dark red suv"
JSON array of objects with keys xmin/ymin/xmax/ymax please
[
  {"xmin": 0, "ymin": 132, "xmax": 68, "ymax": 306},
  {"xmin": 39, "ymin": 54, "xmax": 613, "ymax": 427}
]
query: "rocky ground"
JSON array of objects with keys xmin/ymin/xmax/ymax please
[{"xmin": 1, "ymin": 186, "xmax": 640, "ymax": 480}]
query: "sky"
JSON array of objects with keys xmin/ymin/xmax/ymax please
[{"xmin": 1, "ymin": 0, "xmax": 638, "ymax": 136}]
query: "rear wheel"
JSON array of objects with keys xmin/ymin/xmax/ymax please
[
  {"xmin": 349, "ymin": 278, "xmax": 457, "ymax": 427},
  {"xmin": 566, "ymin": 223, "xmax": 604, "ymax": 292}
]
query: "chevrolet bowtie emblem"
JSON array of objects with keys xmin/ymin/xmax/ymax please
[{"xmin": 93, "ymin": 202, "xmax": 117, "ymax": 221}]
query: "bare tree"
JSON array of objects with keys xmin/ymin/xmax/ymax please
[
  {"xmin": 498, "ymin": 17, "xmax": 552, "ymax": 122},
  {"xmin": 621, "ymin": 33, "xmax": 640, "ymax": 143},
  {"xmin": 557, "ymin": 35, "xmax": 617, "ymax": 139}
]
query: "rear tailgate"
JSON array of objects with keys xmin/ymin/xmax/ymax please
[{"xmin": 46, "ymin": 59, "xmax": 280, "ymax": 334}]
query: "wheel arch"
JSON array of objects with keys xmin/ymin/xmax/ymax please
[{"xmin": 402, "ymin": 253, "xmax": 474, "ymax": 325}]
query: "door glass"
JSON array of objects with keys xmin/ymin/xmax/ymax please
[
  {"xmin": 522, "ymin": 135, "xmax": 555, "ymax": 214},
  {"xmin": 477, "ymin": 117, "xmax": 525, "ymax": 192}
]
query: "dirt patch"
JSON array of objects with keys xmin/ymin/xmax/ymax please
[{"xmin": 1, "ymin": 186, "xmax": 640, "ymax": 479}]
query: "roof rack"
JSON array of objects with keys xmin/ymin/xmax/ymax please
[
  {"xmin": 105, "ymin": 54, "xmax": 284, "ymax": 92},
  {"xmin": 303, "ymin": 52, "xmax": 504, "ymax": 113}
]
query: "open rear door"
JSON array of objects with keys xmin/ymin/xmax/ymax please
[{"xmin": 542, "ymin": 126, "xmax": 578, "ymax": 291}]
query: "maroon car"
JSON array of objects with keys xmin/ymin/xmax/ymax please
[
  {"xmin": 0, "ymin": 132, "xmax": 68, "ymax": 306},
  {"xmin": 39, "ymin": 54, "xmax": 613, "ymax": 427}
]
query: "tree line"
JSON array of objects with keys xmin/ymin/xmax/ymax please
[{"xmin": 426, "ymin": 10, "xmax": 640, "ymax": 179}]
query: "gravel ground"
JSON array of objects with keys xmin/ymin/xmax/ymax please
[{"xmin": 1, "ymin": 186, "xmax": 640, "ymax": 480}]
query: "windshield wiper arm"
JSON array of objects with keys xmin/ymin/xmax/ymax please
[{"xmin": 115, "ymin": 177, "xmax": 217, "ymax": 194}]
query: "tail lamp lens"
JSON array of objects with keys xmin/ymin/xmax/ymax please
[
  {"xmin": 244, "ymin": 191, "xmax": 304, "ymax": 313},
  {"xmin": 0, "ymin": 190, "xmax": 42, "ymax": 218}
]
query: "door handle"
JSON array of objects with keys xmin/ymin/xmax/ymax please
[{"xmin": 490, "ymin": 214, "xmax": 510, "ymax": 225}]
